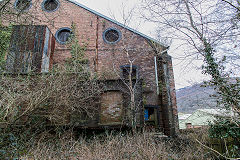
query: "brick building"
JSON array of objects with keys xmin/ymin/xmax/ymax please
[{"xmin": 1, "ymin": 0, "xmax": 178, "ymax": 136}]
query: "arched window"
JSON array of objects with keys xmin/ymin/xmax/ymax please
[
  {"xmin": 103, "ymin": 28, "xmax": 121, "ymax": 44},
  {"xmin": 42, "ymin": 0, "xmax": 60, "ymax": 12},
  {"xmin": 55, "ymin": 27, "xmax": 72, "ymax": 44},
  {"xmin": 14, "ymin": 0, "xmax": 32, "ymax": 11}
]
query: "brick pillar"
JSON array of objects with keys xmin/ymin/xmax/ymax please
[{"xmin": 157, "ymin": 53, "xmax": 179, "ymax": 137}]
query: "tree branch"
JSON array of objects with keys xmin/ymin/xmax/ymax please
[{"xmin": 221, "ymin": 0, "xmax": 240, "ymax": 12}]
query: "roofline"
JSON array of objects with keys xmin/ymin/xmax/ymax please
[
  {"xmin": 67, "ymin": 0, "xmax": 168, "ymax": 48},
  {"xmin": 197, "ymin": 109, "xmax": 233, "ymax": 117}
]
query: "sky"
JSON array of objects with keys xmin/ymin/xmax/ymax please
[{"xmin": 75, "ymin": 0, "xmax": 209, "ymax": 89}]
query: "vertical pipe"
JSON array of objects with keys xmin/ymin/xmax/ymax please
[
  {"xmin": 95, "ymin": 16, "xmax": 99, "ymax": 72},
  {"xmin": 154, "ymin": 56, "xmax": 159, "ymax": 95}
]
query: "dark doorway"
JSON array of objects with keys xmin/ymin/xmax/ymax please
[{"xmin": 144, "ymin": 105, "xmax": 159, "ymax": 128}]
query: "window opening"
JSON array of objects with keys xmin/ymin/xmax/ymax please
[
  {"xmin": 120, "ymin": 65, "xmax": 138, "ymax": 80},
  {"xmin": 42, "ymin": 0, "xmax": 60, "ymax": 12},
  {"xmin": 103, "ymin": 28, "xmax": 121, "ymax": 44},
  {"xmin": 14, "ymin": 0, "xmax": 31, "ymax": 11},
  {"xmin": 55, "ymin": 27, "xmax": 72, "ymax": 44},
  {"xmin": 144, "ymin": 105, "xmax": 159, "ymax": 127},
  {"xmin": 144, "ymin": 108, "xmax": 155, "ymax": 121}
]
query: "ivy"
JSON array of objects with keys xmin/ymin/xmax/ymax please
[
  {"xmin": 201, "ymin": 38, "xmax": 240, "ymax": 158},
  {"xmin": 209, "ymin": 119, "xmax": 240, "ymax": 139}
]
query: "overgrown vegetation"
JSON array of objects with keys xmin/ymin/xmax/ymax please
[
  {"xmin": 202, "ymin": 36, "xmax": 240, "ymax": 158},
  {"xmin": 0, "ymin": 24, "xmax": 106, "ymax": 159},
  {"xmin": 0, "ymin": 0, "xmax": 239, "ymax": 159},
  {"xmin": 66, "ymin": 24, "xmax": 89, "ymax": 73},
  {"xmin": 209, "ymin": 118, "xmax": 240, "ymax": 158},
  {"xmin": 0, "ymin": 23, "xmax": 103, "ymax": 123},
  {"xmin": 142, "ymin": 0, "xmax": 240, "ymax": 158},
  {"xmin": 1, "ymin": 128, "xmax": 219, "ymax": 160},
  {"xmin": 0, "ymin": 24, "xmax": 11, "ymax": 70}
]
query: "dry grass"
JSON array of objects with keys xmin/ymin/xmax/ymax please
[
  {"xmin": 0, "ymin": 71, "xmax": 104, "ymax": 125},
  {"xmin": 18, "ymin": 129, "xmax": 215, "ymax": 160}
]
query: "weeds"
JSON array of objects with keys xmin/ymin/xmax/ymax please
[{"xmin": 8, "ymin": 129, "xmax": 215, "ymax": 160}]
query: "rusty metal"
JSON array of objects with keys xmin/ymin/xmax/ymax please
[{"xmin": 5, "ymin": 25, "xmax": 55, "ymax": 73}]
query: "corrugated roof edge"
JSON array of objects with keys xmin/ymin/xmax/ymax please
[{"xmin": 67, "ymin": 0, "xmax": 168, "ymax": 47}]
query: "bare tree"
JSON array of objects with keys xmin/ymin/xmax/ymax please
[
  {"xmin": 101, "ymin": 2, "xmax": 172, "ymax": 133},
  {"xmin": 141, "ymin": 0, "xmax": 240, "ymax": 158},
  {"xmin": 142, "ymin": 0, "xmax": 240, "ymax": 114}
]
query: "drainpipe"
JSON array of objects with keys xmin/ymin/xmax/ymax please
[
  {"xmin": 95, "ymin": 16, "xmax": 99, "ymax": 72},
  {"xmin": 154, "ymin": 56, "xmax": 159, "ymax": 95},
  {"xmin": 154, "ymin": 47, "xmax": 170, "ymax": 95}
]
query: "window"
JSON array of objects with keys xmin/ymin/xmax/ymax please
[
  {"xmin": 14, "ymin": 0, "xmax": 32, "ymax": 11},
  {"xmin": 120, "ymin": 65, "xmax": 138, "ymax": 80},
  {"xmin": 55, "ymin": 27, "xmax": 72, "ymax": 44},
  {"xmin": 42, "ymin": 0, "xmax": 60, "ymax": 12},
  {"xmin": 103, "ymin": 28, "xmax": 121, "ymax": 44},
  {"xmin": 144, "ymin": 105, "xmax": 159, "ymax": 127},
  {"xmin": 144, "ymin": 107, "xmax": 155, "ymax": 121}
]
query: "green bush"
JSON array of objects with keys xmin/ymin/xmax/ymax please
[{"xmin": 209, "ymin": 118, "xmax": 240, "ymax": 157}]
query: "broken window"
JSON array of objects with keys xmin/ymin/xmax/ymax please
[
  {"xmin": 120, "ymin": 65, "xmax": 138, "ymax": 80},
  {"xmin": 55, "ymin": 27, "xmax": 71, "ymax": 44},
  {"xmin": 144, "ymin": 107, "xmax": 155, "ymax": 121},
  {"xmin": 103, "ymin": 28, "xmax": 121, "ymax": 44},
  {"xmin": 144, "ymin": 105, "xmax": 159, "ymax": 127},
  {"xmin": 42, "ymin": 0, "xmax": 60, "ymax": 12},
  {"xmin": 14, "ymin": 0, "xmax": 31, "ymax": 11}
]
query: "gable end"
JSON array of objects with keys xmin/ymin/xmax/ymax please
[{"xmin": 67, "ymin": 0, "xmax": 168, "ymax": 48}]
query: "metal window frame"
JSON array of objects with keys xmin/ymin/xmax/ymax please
[
  {"xmin": 41, "ymin": 0, "xmax": 60, "ymax": 12},
  {"xmin": 102, "ymin": 27, "xmax": 122, "ymax": 44},
  {"xmin": 55, "ymin": 27, "xmax": 72, "ymax": 44},
  {"xmin": 14, "ymin": 0, "xmax": 32, "ymax": 12}
]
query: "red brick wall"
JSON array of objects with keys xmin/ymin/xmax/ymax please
[{"xmin": 4, "ymin": 0, "xmax": 178, "ymax": 136}]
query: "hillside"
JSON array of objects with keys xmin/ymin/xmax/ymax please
[{"xmin": 176, "ymin": 83, "xmax": 217, "ymax": 113}]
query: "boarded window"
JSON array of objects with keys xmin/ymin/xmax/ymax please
[
  {"xmin": 42, "ymin": 0, "xmax": 60, "ymax": 12},
  {"xmin": 103, "ymin": 28, "xmax": 121, "ymax": 44},
  {"xmin": 100, "ymin": 91, "xmax": 123, "ymax": 125},
  {"xmin": 14, "ymin": 0, "xmax": 31, "ymax": 11},
  {"xmin": 6, "ymin": 25, "xmax": 55, "ymax": 73}
]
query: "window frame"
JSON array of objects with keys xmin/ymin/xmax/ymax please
[
  {"xmin": 120, "ymin": 65, "xmax": 139, "ymax": 80},
  {"xmin": 55, "ymin": 27, "xmax": 72, "ymax": 45},
  {"xmin": 102, "ymin": 27, "xmax": 122, "ymax": 44},
  {"xmin": 41, "ymin": 0, "xmax": 60, "ymax": 12},
  {"xmin": 14, "ymin": 0, "xmax": 32, "ymax": 12}
]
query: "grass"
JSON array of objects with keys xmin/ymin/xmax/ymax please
[{"xmin": 0, "ymin": 128, "xmax": 214, "ymax": 160}]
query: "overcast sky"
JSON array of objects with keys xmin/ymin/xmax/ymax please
[{"xmin": 75, "ymin": 0, "xmax": 209, "ymax": 89}]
